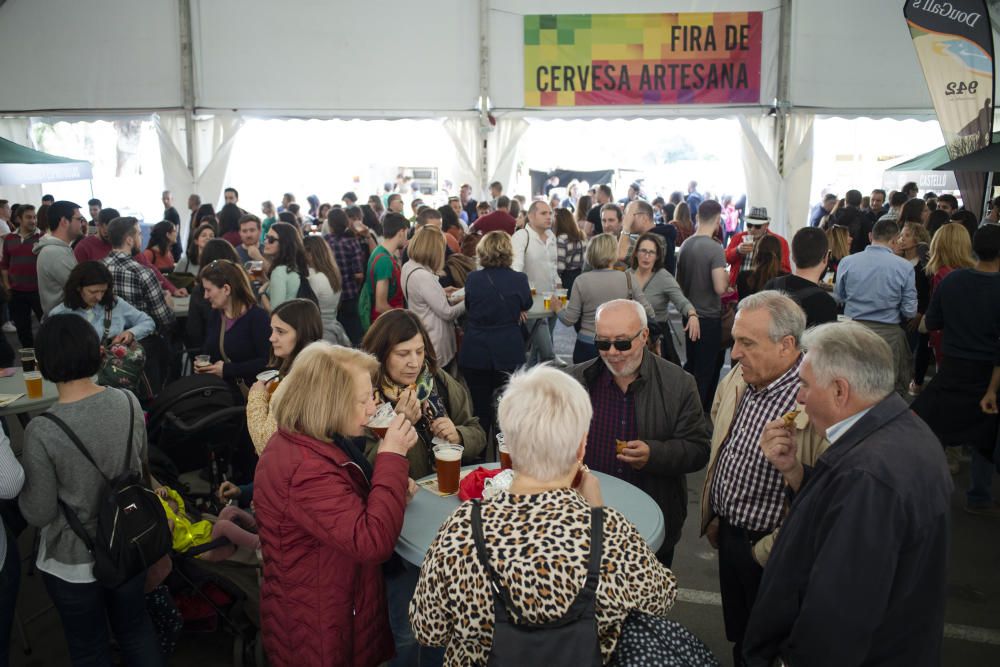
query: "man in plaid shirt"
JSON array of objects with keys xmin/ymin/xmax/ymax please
[
  {"xmin": 102, "ymin": 217, "xmax": 175, "ymax": 333},
  {"xmin": 699, "ymin": 291, "xmax": 826, "ymax": 667}
]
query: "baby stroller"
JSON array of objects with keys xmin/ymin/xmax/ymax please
[
  {"xmin": 154, "ymin": 496, "xmax": 265, "ymax": 666},
  {"xmin": 147, "ymin": 374, "xmax": 248, "ymax": 486}
]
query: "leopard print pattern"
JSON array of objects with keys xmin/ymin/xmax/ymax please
[{"xmin": 410, "ymin": 488, "xmax": 677, "ymax": 666}]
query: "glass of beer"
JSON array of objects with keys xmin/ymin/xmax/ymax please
[
  {"xmin": 542, "ymin": 292, "xmax": 553, "ymax": 311},
  {"xmin": 256, "ymin": 369, "xmax": 280, "ymax": 395},
  {"xmin": 367, "ymin": 403, "xmax": 397, "ymax": 439},
  {"xmin": 433, "ymin": 441, "xmax": 463, "ymax": 495},
  {"xmin": 193, "ymin": 354, "xmax": 211, "ymax": 371},
  {"xmin": 496, "ymin": 433, "xmax": 512, "ymax": 470},
  {"xmin": 18, "ymin": 348, "xmax": 36, "ymax": 373},
  {"xmin": 246, "ymin": 261, "xmax": 264, "ymax": 281},
  {"xmin": 556, "ymin": 288, "xmax": 568, "ymax": 306},
  {"xmin": 529, "ymin": 282, "xmax": 537, "ymax": 297},
  {"xmin": 23, "ymin": 371, "xmax": 43, "ymax": 399}
]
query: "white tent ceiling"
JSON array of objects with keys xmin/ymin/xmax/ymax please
[{"xmin": 0, "ymin": 0, "xmax": 943, "ymax": 117}]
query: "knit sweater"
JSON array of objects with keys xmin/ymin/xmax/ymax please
[{"xmin": 19, "ymin": 389, "xmax": 146, "ymax": 583}]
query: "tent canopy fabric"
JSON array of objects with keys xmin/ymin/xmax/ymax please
[{"xmin": 0, "ymin": 136, "xmax": 92, "ymax": 185}]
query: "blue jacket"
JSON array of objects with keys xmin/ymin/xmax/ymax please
[
  {"xmin": 50, "ymin": 297, "xmax": 156, "ymax": 341},
  {"xmin": 458, "ymin": 267, "xmax": 532, "ymax": 371},
  {"xmin": 744, "ymin": 394, "xmax": 952, "ymax": 667}
]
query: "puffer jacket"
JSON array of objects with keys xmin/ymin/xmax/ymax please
[{"xmin": 254, "ymin": 429, "xmax": 410, "ymax": 667}]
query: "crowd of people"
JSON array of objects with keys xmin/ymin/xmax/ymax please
[{"xmin": 0, "ymin": 173, "xmax": 995, "ymax": 666}]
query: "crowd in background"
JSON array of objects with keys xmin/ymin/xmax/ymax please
[{"xmin": 0, "ymin": 171, "xmax": 995, "ymax": 666}]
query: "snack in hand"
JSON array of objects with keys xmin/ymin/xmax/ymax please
[
  {"xmin": 781, "ymin": 409, "xmax": 801, "ymax": 428},
  {"xmin": 615, "ymin": 439, "xmax": 627, "ymax": 455}
]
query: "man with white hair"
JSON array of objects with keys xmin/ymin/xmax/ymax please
[
  {"xmin": 567, "ymin": 299, "xmax": 710, "ymax": 565},
  {"xmin": 700, "ymin": 291, "xmax": 828, "ymax": 667},
  {"xmin": 743, "ymin": 322, "xmax": 952, "ymax": 667}
]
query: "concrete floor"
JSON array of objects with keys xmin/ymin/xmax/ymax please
[{"xmin": 6, "ymin": 321, "xmax": 1000, "ymax": 665}]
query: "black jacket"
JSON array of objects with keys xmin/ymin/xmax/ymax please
[
  {"xmin": 567, "ymin": 352, "xmax": 710, "ymax": 555},
  {"xmin": 828, "ymin": 205, "xmax": 871, "ymax": 255},
  {"xmin": 743, "ymin": 394, "xmax": 952, "ymax": 667}
]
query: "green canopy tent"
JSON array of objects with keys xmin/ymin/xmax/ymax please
[{"xmin": 0, "ymin": 136, "xmax": 92, "ymax": 185}]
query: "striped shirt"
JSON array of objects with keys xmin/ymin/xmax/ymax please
[
  {"xmin": 0, "ymin": 231, "xmax": 41, "ymax": 292},
  {"xmin": 710, "ymin": 356, "xmax": 802, "ymax": 531}
]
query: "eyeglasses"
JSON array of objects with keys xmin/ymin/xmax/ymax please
[
  {"xmin": 264, "ymin": 236, "xmax": 279, "ymax": 244},
  {"xmin": 594, "ymin": 329, "xmax": 644, "ymax": 352},
  {"xmin": 636, "ymin": 248, "xmax": 657, "ymax": 256}
]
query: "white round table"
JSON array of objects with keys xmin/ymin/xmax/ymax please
[{"xmin": 396, "ymin": 463, "xmax": 665, "ymax": 566}]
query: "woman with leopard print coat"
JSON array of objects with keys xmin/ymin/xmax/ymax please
[{"xmin": 410, "ymin": 365, "xmax": 677, "ymax": 666}]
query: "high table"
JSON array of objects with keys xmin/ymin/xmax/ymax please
[
  {"xmin": 0, "ymin": 368, "xmax": 58, "ymax": 425},
  {"xmin": 396, "ymin": 463, "xmax": 665, "ymax": 566}
]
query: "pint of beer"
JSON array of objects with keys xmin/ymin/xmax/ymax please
[
  {"xmin": 542, "ymin": 292, "xmax": 553, "ymax": 311},
  {"xmin": 256, "ymin": 369, "xmax": 280, "ymax": 395},
  {"xmin": 24, "ymin": 371, "xmax": 43, "ymax": 399},
  {"xmin": 433, "ymin": 442, "xmax": 463, "ymax": 495},
  {"xmin": 556, "ymin": 288, "xmax": 568, "ymax": 306},
  {"xmin": 367, "ymin": 403, "xmax": 397, "ymax": 439},
  {"xmin": 496, "ymin": 432, "xmax": 511, "ymax": 470}
]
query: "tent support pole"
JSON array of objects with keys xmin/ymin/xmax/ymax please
[
  {"xmin": 178, "ymin": 0, "xmax": 197, "ymax": 180},
  {"xmin": 478, "ymin": 0, "xmax": 490, "ymax": 196},
  {"xmin": 775, "ymin": 0, "xmax": 793, "ymax": 177}
]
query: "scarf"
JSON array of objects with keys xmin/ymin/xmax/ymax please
[{"xmin": 376, "ymin": 362, "xmax": 448, "ymax": 425}]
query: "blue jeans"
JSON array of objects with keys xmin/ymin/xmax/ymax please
[
  {"xmin": 968, "ymin": 439, "xmax": 999, "ymax": 507},
  {"xmin": 0, "ymin": 532, "xmax": 19, "ymax": 667},
  {"xmin": 42, "ymin": 569, "xmax": 163, "ymax": 667},
  {"xmin": 525, "ymin": 317, "xmax": 556, "ymax": 366},
  {"xmin": 385, "ymin": 560, "xmax": 444, "ymax": 667},
  {"xmin": 684, "ymin": 316, "xmax": 723, "ymax": 411}
]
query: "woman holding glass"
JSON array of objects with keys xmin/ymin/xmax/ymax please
[{"xmin": 254, "ymin": 342, "xmax": 419, "ymax": 667}]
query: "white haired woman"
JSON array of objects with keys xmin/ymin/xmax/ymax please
[{"xmin": 410, "ymin": 365, "xmax": 677, "ymax": 666}]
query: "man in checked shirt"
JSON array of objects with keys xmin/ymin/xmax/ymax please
[{"xmin": 699, "ymin": 291, "xmax": 828, "ymax": 667}]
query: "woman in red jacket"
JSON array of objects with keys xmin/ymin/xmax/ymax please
[{"xmin": 253, "ymin": 341, "xmax": 419, "ymax": 667}]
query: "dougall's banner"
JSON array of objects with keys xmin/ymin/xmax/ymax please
[
  {"xmin": 523, "ymin": 13, "xmax": 763, "ymax": 107},
  {"xmin": 903, "ymin": 0, "xmax": 995, "ymax": 157}
]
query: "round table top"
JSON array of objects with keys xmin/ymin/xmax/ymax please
[
  {"xmin": 0, "ymin": 368, "xmax": 58, "ymax": 417},
  {"xmin": 396, "ymin": 463, "xmax": 665, "ymax": 566}
]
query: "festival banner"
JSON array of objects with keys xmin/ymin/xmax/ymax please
[
  {"xmin": 904, "ymin": 0, "xmax": 995, "ymax": 159},
  {"xmin": 523, "ymin": 13, "xmax": 763, "ymax": 107}
]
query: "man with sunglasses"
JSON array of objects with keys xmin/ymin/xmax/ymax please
[
  {"xmin": 566, "ymin": 299, "xmax": 710, "ymax": 566},
  {"xmin": 723, "ymin": 207, "xmax": 790, "ymax": 288}
]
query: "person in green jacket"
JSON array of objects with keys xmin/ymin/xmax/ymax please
[{"xmin": 360, "ymin": 309, "xmax": 485, "ymax": 478}]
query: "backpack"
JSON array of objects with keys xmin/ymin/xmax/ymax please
[
  {"xmin": 357, "ymin": 249, "xmax": 391, "ymax": 332},
  {"xmin": 39, "ymin": 391, "xmax": 172, "ymax": 589},
  {"xmin": 471, "ymin": 500, "xmax": 604, "ymax": 667}
]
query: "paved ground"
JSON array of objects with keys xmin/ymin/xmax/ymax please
[{"xmin": 7, "ymin": 321, "xmax": 1000, "ymax": 665}]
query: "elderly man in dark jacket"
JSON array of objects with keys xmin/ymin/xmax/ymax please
[
  {"xmin": 567, "ymin": 298, "xmax": 710, "ymax": 565},
  {"xmin": 744, "ymin": 322, "xmax": 952, "ymax": 667}
]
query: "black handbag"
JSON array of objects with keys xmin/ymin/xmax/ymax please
[{"xmin": 471, "ymin": 500, "xmax": 604, "ymax": 667}]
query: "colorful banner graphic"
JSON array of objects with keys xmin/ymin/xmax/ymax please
[
  {"xmin": 523, "ymin": 13, "xmax": 762, "ymax": 107},
  {"xmin": 904, "ymin": 0, "xmax": 995, "ymax": 157}
]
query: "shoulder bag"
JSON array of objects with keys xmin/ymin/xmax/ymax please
[{"xmin": 96, "ymin": 305, "xmax": 151, "ymax": 400}]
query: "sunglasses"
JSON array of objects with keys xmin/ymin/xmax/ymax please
[
  {"xmin": 594, "ymin": 329, "xmax": 644, "ymax": 352},
  {"xmin": 746, "ymin": 223, "xmax": 766, "ymax": 229},
  {"xmin": 264, "ymin": 236, "xmax": 279, "ymax": 244}
]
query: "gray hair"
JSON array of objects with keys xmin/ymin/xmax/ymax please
[
  {"xmin": 595, "ymin": 298, "xmax": 647, "ymax": 328},
  {"xmin": 802, "ymin": 322, "xmax": 894, "ymax": 401},
  {"xmin": 736, "ymin": 290, "xmax": 806, "ymax": 345},
  {"xmin": 497, "ymin": 365, "xmax": 593, "ymax": 482}
]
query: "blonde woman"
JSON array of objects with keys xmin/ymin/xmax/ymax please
[
  {"xmin": 824, "ymin": 225, "xmax": 851, "ymax": 283},
  {"xmin": 924, "ymin": 223, "xmax": 975, "ymax": 363},
  {"xmin": 400, "ymin": 226, "xmax": 466, "ymax": 370},
  {"xmin": 254, "ymin": 342, "xmax": 419, "ymax": 667},
  {"xmin": 458, "ymin": 231, "xmax": 532, "ymax": 431},
  {"xmin": 552, "ymin": 233, "xmax": 655, "ymax": 363}
]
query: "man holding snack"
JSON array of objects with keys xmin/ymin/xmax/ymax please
[
  {"xmin": 567, "ymin": 298, "xmax": 710, "ymax": 566},
  {"xmin": 744, "ymin": 322, "xmax": 952, "ymax": 667},
  {"xmin": 699, "ymin": 291, "xmax": 827, "ymax": 667}
]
